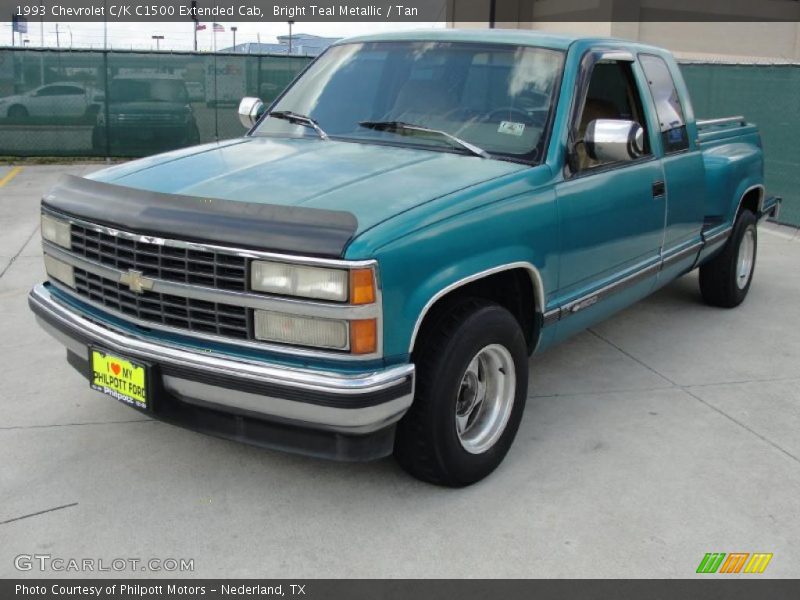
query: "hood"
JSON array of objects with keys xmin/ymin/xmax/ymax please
[{"xmin": 89, "ymin": 136, "xmax": 526, "ymax": 236}]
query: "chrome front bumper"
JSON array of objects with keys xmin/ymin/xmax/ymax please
[{"xmin": 29, "ymin": 284, "xmax": 415, "ymax": 459}]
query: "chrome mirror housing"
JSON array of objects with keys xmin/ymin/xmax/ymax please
[
  {"xmin": 584, "ymin": 119, "xmax": 645, "ymax": 162},
  {"xmin": 238, "ymin": 97, "xmax": 265, "ymax": 129}
]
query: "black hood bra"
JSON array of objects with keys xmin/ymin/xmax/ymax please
[{"xmin": 42, "ymin": 175, "xmax": 359, "ymax": 259}]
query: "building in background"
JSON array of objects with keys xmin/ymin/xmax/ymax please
[
  {"xmin": 219, "ymin": 33, "xmax": 339, "ymax": 56},
  {"xmin": 447, "ymin": 0, "xmax": 800, "ymax": 62}
]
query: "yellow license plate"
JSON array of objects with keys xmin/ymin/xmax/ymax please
[{"xmin": 90, "ymin": 349, "xmax": 148, "ymax": 409}]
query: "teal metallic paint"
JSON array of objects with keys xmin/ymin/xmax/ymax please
[{"xmin": 73, "ymin": 32, "xmax": 766, "ymax": 372}]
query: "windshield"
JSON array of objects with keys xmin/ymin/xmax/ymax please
[
  {"xmin": 110, "ymin": 79, "xmax": 188, "ymax": 103},
  {"xmin": 253, "ymin": 41, "xmax": 564, "ymax": 161}
]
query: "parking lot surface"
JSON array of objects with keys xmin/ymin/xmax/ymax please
[{"xmin": 1, "ymin": 165, "xmax": 799, "ymax": 578}]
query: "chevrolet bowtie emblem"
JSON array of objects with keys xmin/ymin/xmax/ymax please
[{"xmin": 119, "ymin": 269, "xmax": 154, "ymax": 294}]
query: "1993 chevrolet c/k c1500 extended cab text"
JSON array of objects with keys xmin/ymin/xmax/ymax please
[{"xmin": 29, "ymin": 30, "xmax": 781, "ymax": 486}]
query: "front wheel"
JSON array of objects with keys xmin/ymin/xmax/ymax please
[
  {"xmin": 699, "ymin": 209, "xmax": 758, "ymax": 308},
  {"xmin": 394, "ymin": 299, "xmax": 528, "ymax": 487}
]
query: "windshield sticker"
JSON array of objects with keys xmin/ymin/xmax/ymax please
[{"xmin": 498, "ymin": 121, "xmax": 526, "ymax": 137}]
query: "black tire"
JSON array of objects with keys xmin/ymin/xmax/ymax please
[
  {"xmin": 7, "ymin": 105, "xmax": 28, "ymax": 119},
  {"xmin": 699, "ymin": 209, "xmax": 758, "ymax": 308},
  {"xmin": 394, "ymin": 298, "xmax": 528, "ymax": 487}
]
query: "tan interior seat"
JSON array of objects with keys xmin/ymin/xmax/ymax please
[{"xmin": 577, "ymin": 98, "xmax": 621, "ymax": 171}]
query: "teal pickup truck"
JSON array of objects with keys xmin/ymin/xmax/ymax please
[{"xmin": 29, "ymin": 30, "xmax": 780, "ymax": 486}]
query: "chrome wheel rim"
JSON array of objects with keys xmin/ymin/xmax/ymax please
[
  {"xmin": 455, "ymin": 344, "xmax": 516, "ymax": 455},
  {"xmin": 736, "ymin": 227, "xmax": 756, "ymax": 290}
]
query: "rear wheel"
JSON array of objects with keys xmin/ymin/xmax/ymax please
[
  {"xmin": 699, "ymin": 209, "xmax": 758, "ymax": 308},
  {"xmin": 394, "ymin": 299, "xmax": 528, "ymax": 487}
]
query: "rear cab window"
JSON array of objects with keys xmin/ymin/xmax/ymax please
[{"xmin": 638, "ymin": 54, "xmax": 690, "ymax": 154}]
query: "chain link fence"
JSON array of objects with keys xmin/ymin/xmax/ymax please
[
  {"xmin": 0, "ymin": 48, "xmax": 311, "ymax": 158},
  {"xmin": 0, "ymin": 50, "xmax": 797, "ymax": 227}
]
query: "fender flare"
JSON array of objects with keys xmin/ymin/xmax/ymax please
[{"xmin": 407, "ymin": 261, "xmax": 546, "ymax": 354}]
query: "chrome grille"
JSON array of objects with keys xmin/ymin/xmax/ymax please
[
  {"xmin": 73, "ymin": 268, "xmax": 251, "ymax": 340},
  {"xmin": 70, "ymin": 224, "xmax": 247, "ymax": 291}
]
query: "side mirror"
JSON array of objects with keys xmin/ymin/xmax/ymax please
[
  {"xmin": 238, "ymin": 97, "xmax": 265, "ymax": 129},
  {"xmin": 584, "ymin": 119, "xmax": 645, "ymax": 163}
]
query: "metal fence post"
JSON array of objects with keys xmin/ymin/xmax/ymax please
[{"xmin": 102, "ymin": 49, "xmax": 111, "ymax": 160}]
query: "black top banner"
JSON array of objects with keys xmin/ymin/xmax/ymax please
[{"xmin": 2, "ymin": 0, "xmax": 800, "ymax": 23}]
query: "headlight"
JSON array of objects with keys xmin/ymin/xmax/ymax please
[
  {"xmin": 43, "ymin": 255, "xmax": 75, "ymax": 288},
  {"xmin": 254, "ymin": 310, "xmax": 349, "ymax": 350},
  {"xmin": 41, "ymin": 214, "xmax": 72, "ymax": 249},
  {"xmin": 251, "ymin": 261, "xmax": 375, "ymax": 303}
]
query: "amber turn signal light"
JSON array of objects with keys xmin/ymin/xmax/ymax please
[
  {"xmin": 350, "ymin": 268, "xmax": 376, "ymax": 305},
  {"xmin": 350, "ymin": 319, "xmax": 377, "ymax": 354}
]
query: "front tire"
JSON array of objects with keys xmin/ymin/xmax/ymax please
[
  {"xmin": 394, "ymin": 299, "xmax": 528, "ymax": 487},
  {"xmin": 699, "ymin": 209, "xmax": 758, "ymax": 308}
]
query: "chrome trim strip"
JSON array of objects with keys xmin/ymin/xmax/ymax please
[
  {"xmin": 542, "ymin": 308, "xmax": 560, "ymax": 327},
  {"xmin": 408, "ymin": 261, "xmax": 546, "ymax": 353},
  {"xmin": 661, "ymin": 241, "xmax": 704, "ymax": 269},
  {"xmin": 30, "ymin": 283, "xmax": 412, "ymax": 396},
  {"xmin": 543, "ymin": 222, "xmax": 738, "ymax": 326},
  {"xmin": 734, "ymin": 184, "xmax": 765, "ymax": 220},
  {"xmin": 703, "ymin": 226, "xmax": 733, "ymax": 246},
  {"xmin": 42, "ymin": 207, "xmax": 376, "ymax": 269},
  {"xmin": 164, "ymin": 379, "xmax": 412, "ymax": 434},
  {"xmin": 561, "ymin": 262, "xmax": 661, "ymax": 316},
  {"xmin": 43, "ymin": 241, "xmax": 381, "ymax": 321}
]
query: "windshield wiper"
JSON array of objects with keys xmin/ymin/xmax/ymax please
[
  {"xmin": 359, "ymin": 121, "xmax": 489, "ymax": 159},
  {"xmin": 269, "ymin": 110, "xmax": 329, "ymax": 140}
]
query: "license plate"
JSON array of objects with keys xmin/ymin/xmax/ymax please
[{"xmin": 90, "ymin": 349, "xmax": 148, "ymax": 409}]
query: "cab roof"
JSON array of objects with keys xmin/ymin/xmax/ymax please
[{"xmin": 336, "ymin": 28, "xmax": 667, "ymax": 55}]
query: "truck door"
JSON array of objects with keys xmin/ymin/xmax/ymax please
[
  {"xmin": 638, "ymin": 53, "xmax": 705, "ymax": 263},
  {"xmin": 555, "ymin": 51, "xmax": 666, "ymax": 304}
]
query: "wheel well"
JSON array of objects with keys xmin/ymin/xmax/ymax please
[
  {"xmin": 738, "ymin": 187, "xmax": 762, "ymax": 218},
  {"xmin": 412, "ymin": 268, "xmax": 539, "ymax": 356}
]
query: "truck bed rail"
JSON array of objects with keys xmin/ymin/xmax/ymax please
[{"xmin": 696, "ymin": 116, "xmax": 747, "ymax": 129}]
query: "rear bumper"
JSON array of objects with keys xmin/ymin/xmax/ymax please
[
  {"xmin": 28, "ymin": 283, "xmax": 415, "ymax": 461},
  {"xmin": 760, "ymin": 195, "xmax": 782, "ymax": 222}
]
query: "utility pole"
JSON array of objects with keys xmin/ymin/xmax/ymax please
[
  {"xmin": 191, "ymin": 0, "xmax": 198, "ymax": 51},
  {"xmin": 103, "ymin": 0, "xmax": 108, "ymax": 49},
  {"xmin": 231, "ymin": 26, "xmax": 237, "ymax": 51},
  {"xmin": 152, "ymin": 35, "xmax": 164, "ymax": 51},
  {"xmin": 288, "ymin": 20, "xmax": 294, "ymax": 54},
  {"xmin": 55, "ymin": 23, "xmax": 60, "ymax": 49}
]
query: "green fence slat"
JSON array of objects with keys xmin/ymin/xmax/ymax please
[
  {"xmin": 0, "ymin": 48, "xmax": 311, "ymax": 160},
  {"xmin": 681, "ymin": 62, "xmax": 800, "ymax": 227}
]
